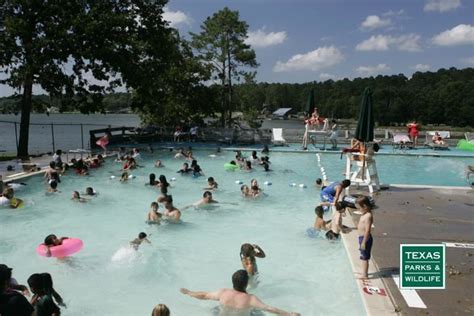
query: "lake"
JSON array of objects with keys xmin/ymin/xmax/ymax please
[{"xmin": 0, "ymin": 113, "xmax": 141, "ymax": 154}]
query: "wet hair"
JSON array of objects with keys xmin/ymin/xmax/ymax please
[
  {"xmin": 240, "ymin": 185, "xmax": 249, "ymax": 192},
  {"xmin": 191, "ymin": 160, "xmax": 197, "ymax": 167},
  {"xmin": 150, "ymin": 202, "xmax": 159, "ymax": 210},
  {"xmin": 207, "ymin": 177, "xmax": 214, "ymax": 183},
  {"xmin": 86, "ymin": 187, "xmax": 94, "ymax": 195},
  {"xmin": 49, "ymin": 180, "xmax": 58, "ymax": 189},
  {"xmin": 263, "ymin": 162, "xmax": 269, "ymax": 171},
  {"xmin": 44, "ymin": 234, "xmax": 57, "ymax": 246},
  {"xmin": 315, "ymin": 206, "xmax": 324, "ymax": 218},
  {"xmin": 230, "ymin": 160, "xmax": 236, "ymax": 165},
  {"xmin": 138, "ymin": 232, "xmax": 147, "ymax": 239},
  {"xmin": 341, "ymin": 179, "xmax": 351, "ymax": 188},
  {"xmin": 357, "ymin": 196, "xmax": 372, "ymax": 210},
  {"xmin": 251, "ymin": 185, "xmax": 259, "ymax": 191},
  {"xmin": 203, "ymin": 191, "xmax": 212, "ymax": 198},
  {"xmin": 240, "ymin": 243, "xmax": 254, "ymax": 258},
  {"xmin": 232, "ymin": 270, "xmax": 249, "ymax": 293},
  {"xmin": 27, "ymin": 273, "xmax": 44, "ymax": 294},
  {"xmin": 159, "ymin": 175, "xmax": 169, "ymax": 188},
  {"xmin": 41, "ymin": 273, "xmax": 63, "ymax": 306},
  {"xmin": 335, "ymin": 201, "xmax": 345, "ymax": 211},
  {"xmin": 149, "ymin": 173, "xmax": 156, "ymax": 185},
  {"xmin": 152, "ymin": 304, "xmax": 170, "ymax": 316},
  {"xmin": 73, "ymin": 191, "xmax": 80, "ymax": 198},
  {"xmin": 246, "ymin": 161, "xmax": 252, "ymax": 169},
  {"xmin": 373, "ymin": 143, "xmax": 380, "ymax": 153},
  {"xmin": 316, "ymin": 178, "xmax": 322, "ymax": 185},
  {"xmin": 49, "ymin": 161, "xmax": 56, "ymax": 169}
]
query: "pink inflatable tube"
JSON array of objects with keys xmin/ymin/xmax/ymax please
[{"xmin": 36, "ymin": 238, "xmax": 84, "ymax": 258}]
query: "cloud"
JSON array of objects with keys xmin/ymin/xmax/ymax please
[
  {"xmin": 356, "ymin": 64, "xmax": 391, "ymax": 76},
  {"xmin": 356, "ymin": 34, "xmax": 422, "ymax": 52},
  {"xmin": 245, "ymin": 28, "xmax": 287, "ymax": 48},
  {"xmin": 460, "ymin": 56, "xmax": 474, "ymax": 65},
  {"xmin": 383, "ymin": 9, "xmax": 405, "ymax": 17},
  {"xmin": 273, "ymin": 46, "xmax": 344, "ymax": 72},
  {"xmin": 163, "ymin": 8, "xmax": 191, "ymax": 27},
  {"xmin": 361, "ymin": 15, "xmax": 391, "ymax": 30},
  {"xmin": 424, "ymin": 0, "xmax": 461, "ymax": 12},
  {"xmin": 432, "ymin": 24, "xmax": 474, "ymax": 46},
  {"xmin": 411, "ymin": 64, "xmax": 431, "ymax": 71},
  {"xmin": 319, "ymin": 73, "xmax": 335, "ymax": 80}
]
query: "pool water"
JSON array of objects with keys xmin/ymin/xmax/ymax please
[{"xmin": 1, "ymin": 150, "xmax": 366, "ymax": 315}]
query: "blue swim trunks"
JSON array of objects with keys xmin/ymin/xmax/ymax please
[
  {"xmin": 320, "ymin": 192, "xmax": 334, "ymax": 212},
  {"xmin": 358, "ymin": 234, "xmax": 373, "ymax": 260}
]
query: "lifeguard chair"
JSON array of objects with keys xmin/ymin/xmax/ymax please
[{"xmin": 345, "ymin": 149, "xmax": 380, "ymax": 193}]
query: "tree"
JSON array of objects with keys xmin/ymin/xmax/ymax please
[
  {"xmin": 191, "ymin": 7, "xmax": 258, "ymax": 127},
  {"xmin": 0, "ymin": 0, "xmax": 174, "ymax": 157}
]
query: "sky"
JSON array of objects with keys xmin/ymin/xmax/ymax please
[{"xmin": 1, "ymin": 0, "xmax": 473, "ymax": 96}]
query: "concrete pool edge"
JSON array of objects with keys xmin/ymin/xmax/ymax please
[{"xmin": 341, "ymin": 211, "xmax": 399, "ymax": 316}]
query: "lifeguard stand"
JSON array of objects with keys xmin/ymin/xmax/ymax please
[{"xmin": 345, "ymin": 152, "xmax": 380, "ymax": 193}]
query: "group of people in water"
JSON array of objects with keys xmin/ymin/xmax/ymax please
[{"xmin": 1, "ymin": 142, "xmax": 377, "ymax": 316}]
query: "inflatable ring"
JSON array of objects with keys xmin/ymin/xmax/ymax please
[
  {"xmin": 36, "ymin": 238, "xmax": 83, "ymax": 258},
  {"xmin": 224, "ymin": 163, "xmax": 239, "ymax": 171}
]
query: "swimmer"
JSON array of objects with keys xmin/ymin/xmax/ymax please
[
  {"xmin": 131, "ymin": 148, "xmax": 141, "ymax": 159},
  {"xmin": 250, "ymin": 185, "xmax": 261, "ymax": 198},
  {"xmin": 47, "ymin": 180, "xmax": 59, "ymax": 193},
  {"xmin": 314, "ymin": 206, "xmax": 331, "ymax": 230},
  {"xmin": 85, "ymin": 187, "xmax": 96, "ymax": 196},
  {"xmin": 0, "ymin": 188, "xmax": 22, "ymax": 208},
  {"xmin": 130, "ymin": 232, "xmax": 151, "ymax": 250},
  {"xmin": 204, "ymin": 177, "xmax": 218, "ymax": 190},
  {"xmin": 315, "ymin": 178, "xmax": 329, "ymax": 190},
  {"xmin": 240, "ymin": 243, "xmax": 266, "ymax": 276},
  {"xmin": 250, "ymin": 150, "xmax": 260, "ymax": 162},
  {"xmin": 120, "ymin": 172, "xmax": 129, "ymax": 182},
  {"xmin": 163, "ymin": 195, "xmax": 181, "ymax": 221},
  {"xmin": 154, "ymin": 160, "xmax": 163, "ymax": 168},
  {"xmin": 71, "ymin": 191, "xmax": 87, "ymax": 202},
  {"xmin": 157, "ymin": 175, "xmax": 170, "ymax": 195},
  {"xmin": 262, "ymin": 162, "xmax": 271, "ymax": 172},
  {"xmin": 192, "ymin": 191, "xmax": 218, "ymax": 208},
  {"xmin": 240, "ymin": 185, "xmax": 251, "ymax": 197},
  {"xmin": 175, "ymin": 148, "xmax": 186, "ymax": 159},
  {"xmin": 43, "ymin": 234, "xmax": 68, "ymax": 257},
  {"xmin": 177, "ymin": 162, "xmax": 191, "ymax": 174},
  {"xmin": 147, "ymin": 202, "xmax": 162, "ymax": 224},
  {"xmin": 326, "ymin": 202, "xmax": 346, "ymax": 240},
  {"xmin": 180, "ymin": 270, "xmax": 300, "ymax": 316},
  {"xmin": 244, "ymin": 160, "xmax": 252, "ymax": 171},
  {"xmin": 151, "ymin": 304, "xmax": 170, "ymax": 316},
  {"xmin": 148, "ymin": 173, "xmax": 159, "ymax": 186}
]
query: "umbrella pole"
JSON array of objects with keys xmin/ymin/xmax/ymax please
[{"xmin": 361, "ymin": 143, "xmax": 366, "ymax": 181}]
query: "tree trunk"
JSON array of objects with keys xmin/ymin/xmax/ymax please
[
  {"xmin": 221, "ymin": 59, "xmax": 226, "ymax": 128},
  {"xmin": 227, "ymin": 47, "xmax": 233, "ymax": 127},
  {"xmin": 17, "ymin": 72, "xmax": 33, "ymax": 158}
]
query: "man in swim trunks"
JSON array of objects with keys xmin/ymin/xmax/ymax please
[
  {"xmin": 356, "ymin": 197, "xmax": 373, "ymax": 279},
  {"xmin": 184, "ymin": 191, "xmax": 218, "ymax": 209},
  {"xmin": 320, "ymin": 179, "xmax": 350, "ymax": 211},
  {"xmin": 180, "ymin": 270, "xmax": 300, "ymax": 316},
  {"xmin": 163, "ymin": 195, "xmax": 181, "ymax": 221}
]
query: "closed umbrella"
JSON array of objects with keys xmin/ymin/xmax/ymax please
[
  {"xmin": 355, "ymin": 87, "xmax": 374, "ymax": 142},
  {"xmin": 305, "ymin": 89, "xmax": 315, "ymax": 115},
  {"xmin": 354, "ymin": 87, "xmax": 375, "ymax": 179}
]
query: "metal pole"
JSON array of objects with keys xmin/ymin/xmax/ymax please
[
  {"xmin": 51, "ymin": 123, "xmax": 55, "ymax": 153},
  {"xmin": 14, "ymin": 122, "xmax": 19, "ymax": 151},
  {"xmin": 81, "ymin": 124, "xmax": 84, "ymax": 149}
]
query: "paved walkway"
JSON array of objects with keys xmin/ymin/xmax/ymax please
[{"xmin": 350, "ymin": 186, "xmax": 474, "ymax": 315}]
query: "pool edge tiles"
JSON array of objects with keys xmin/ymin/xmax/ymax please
[{"xmin": 340, "ymin": 211, "xmax": 398, "ymax": 316}]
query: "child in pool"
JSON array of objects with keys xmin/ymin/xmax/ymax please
[
  {"xmin": 43, "ymin": 234, "xmax": 68, "ymax": 257},
  {"xmin": 71, "ymin": 191, "xmax": 87, "ymax": 202},
  {"xmin": 47, "ymin": 180, "xmax": 59, "ymax": 193},
  {"xmin": 314, "ymin": 206, "xmax": 331, "ymax": 230},
  {"xmin": 240, "ymin": 243, "xmax": 266, "ymax": 288},
  {"xmin": 240, "ymin": 185, "xmax": 251, "ymax": 197},
  {"xmin": 204, "ymin": 177, "xmax": 218, "ymax": 190},
  {"xmin": 85, "ymin": 187, "xmax": 96, "ymax": 196},
  {"xmin": 147, "ymin": 202, "xmax": 162, "ymax": 224},
  {"xmin": 130, "ymin": 232, "xmax": 151, "ymax": 250},
  {"xmin": 120, "ymin": 172, "xmax": 129, "ymax": 182},
  {"xmin": 326, "ymin": 202, "xmax": 346, "ymax": 240}
]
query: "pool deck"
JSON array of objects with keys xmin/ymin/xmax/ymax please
[{"xmin": 343, "ymin": 185, "xmax": 474, "ymax": 316}]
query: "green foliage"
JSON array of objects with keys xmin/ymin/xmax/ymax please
[{"xmin": 190, "ymin": 7, "xmax": 258, "ymax": 126}]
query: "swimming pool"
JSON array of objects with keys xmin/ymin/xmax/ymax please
[{"xmin": 0, "ymin": 150, "xmax": 366, "ymax": 315}]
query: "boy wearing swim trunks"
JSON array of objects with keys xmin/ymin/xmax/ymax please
[{"xmin": 356, "ymin": 197, "xmax": 373, "ymax": 279}]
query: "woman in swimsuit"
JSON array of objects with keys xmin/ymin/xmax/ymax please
[
  {"xmin": 407, "ymin": 121, "xmax": 419, "ymax": 147},
  {"xmin": 240, "ymin": 243, "xmax": 266, "ymax": 288}
]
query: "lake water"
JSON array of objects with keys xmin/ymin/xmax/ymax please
[{"xmin": 0, "ymin": 113, "xmax": 141, "ymax": 154}]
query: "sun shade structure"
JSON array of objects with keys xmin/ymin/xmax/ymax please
[
  {"xmin": 354, "ymin": 87, "xmax": 375, "ymax": 142},
  {"xmin": 305, "ymin": 89, "xmax": 315, "ymax": 114},
  {"xmin": 272, "ymin": 108, "xmax": 292, "ymax": 118}
]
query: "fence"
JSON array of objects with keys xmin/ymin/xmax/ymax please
[{"xmin": 0, "ymin": 120, "xmax": 132, "ymax": 154}]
